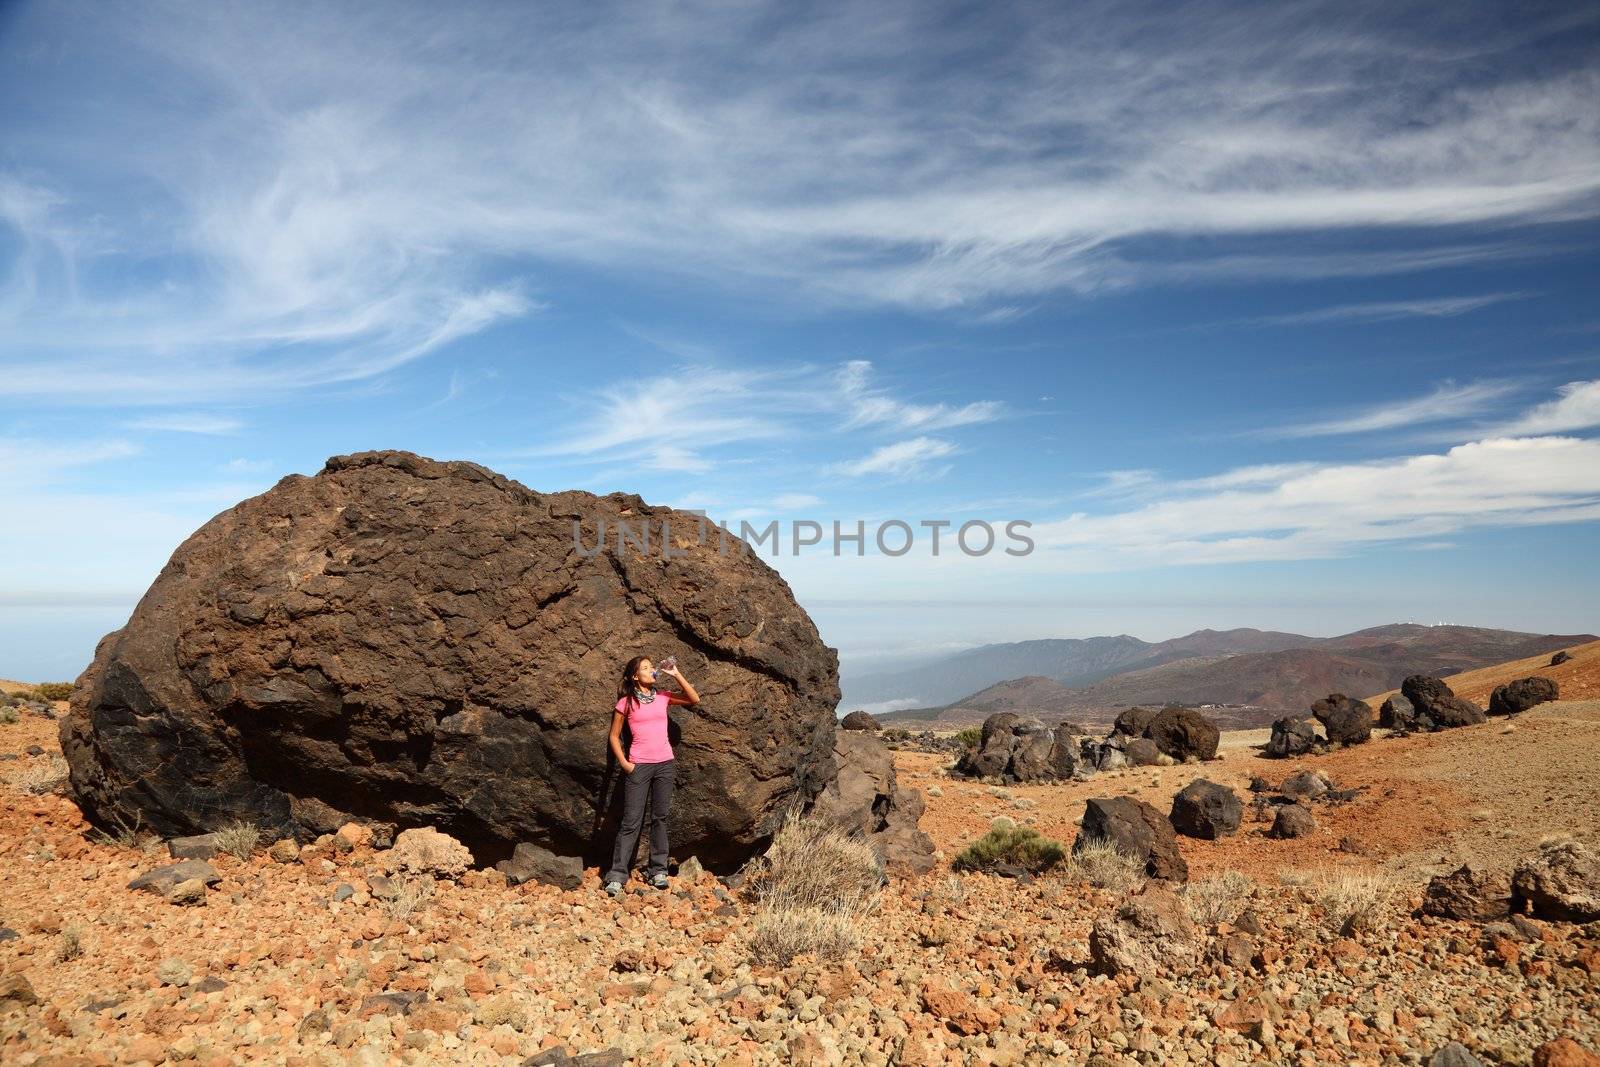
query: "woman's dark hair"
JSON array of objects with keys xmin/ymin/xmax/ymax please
[{"xmin": 617, "ymin": 655, "xmax": 651, "ymax": 716}]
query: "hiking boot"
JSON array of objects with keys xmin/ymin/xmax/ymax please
[
  {"xmin": 603, "ymin": 880, "xmax": 624, "ymax": 898},
  {"xmin": 649, "ymin": 872, "xmax": 669, "ymax": 890}
]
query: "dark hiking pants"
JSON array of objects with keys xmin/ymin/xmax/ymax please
[{"xmin": 604, "ymin": 758, "xmax": 675, "ymax": 884}]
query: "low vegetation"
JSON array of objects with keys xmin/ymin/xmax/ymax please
[
  {"xmin": 743, "ymin": 809, "xmax": 884, "ymax": 966},
  {"xmin": 1184, "ymin": 870, "xmax": 1255, "ymax": 926},
  {"xmin": 31, "ymin": 682, "xmax": 74, "ymax": 702},
  {"xmin": 954, "ymin": 725, "xmax": 982, "ymax": 749},
  {"xmin": 215, "ymin": 819, "xmax": 262, "ymax": 861},
  {"xmin": 952, "ymin": 818, "xmax": 1066, "ymax": 874},
  {"xmin": 1063, "ymin": 837, "xmax": 1145, "ymax": 892},
  {"xmin": 1315, "ymin": 872, "xmax": 1396, "ymax": 934}
]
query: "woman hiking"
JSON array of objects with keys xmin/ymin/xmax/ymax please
[{"xmin": 603, "ymin": 654, "xmax": 700, "ymax": 897}]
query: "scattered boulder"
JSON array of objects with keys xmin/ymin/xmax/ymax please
[
  {"xmin": 839, "ymin": 710, "xmax": 880, "ymax": 732},
  {"xmin": 1169, "ymin": 779, "xmax": 1242, "ymax": 840},
  {"xmin": 167, "ymin": 878, "xmax": 208, "ymax": 906},
  {"xmin": 128, "ymin": 860, "xmax": 221, "ymax": 895},
  {"xmin": 59, "ymin": 450, "xmax": 845, "ymax": 872},
  {"xmin": 807, "ymin": 731, "xmax": 935, "ymax": 875},
  {"xmin": 495, "ymin": 842, "xmax": 584, "ymax": 889},
  {"xmin": 1269, "ymin": 803, "xmax": 1315, "ymax": 839},
  {"xmin": 1080, "ymin": 737, "xmax": 1128, "ymax": 773},
  {"xmin": 954, "ymin": 713, "xmax": 1080, "ymax": 784},
  {"xmin": 1143, "ymin": 706, "xmax": 1219, "ymax": 762},
  {"xmin": 0, "ymin": 974, "xmax": 39, "ymax": 1014},
  {"xmin": 1076, "ymin": 797, "xmax": 1188, "ymax": 881},
  {"xmin": 1550, "ymin": 650, "xmax": 1573, "ymax": 667},
  {"xmin": 268, "ymin": 838, "xmax": 301, "ymax": 864},
  {"xmin": 1088, "ymin": 885, "xmax": 1199, "ymax": 977},
  {"xmin": 167, "ymin": 833, "xmax": 224, "ymax": 860},
  {"xmin": 388, "ymin": 827, "xmax": 473, "ymax": 879},
  {"xmin": 1512, "ymin": 840, "xmax": 1600, "ymax": 923},
  {"xmin": 1487, "ymin": 677, "xmax": 1558, "ymax": 716},
  {"xmin": 1420, "ymin": 865, "xmax": 1512, "ymax": 922},
  {"xmin": 1122, "ymin": 737, "xmax": 1164, "ymax": 767},
  {"xmin": 1278, "ymin": 769, "xmax": 1330, "ymax": 803},
  {"xmin": 1401, "ymin": 675, "xmax": 1485, "ymax": 731},
  {"xmin": 1266, "ymin": 717, "xmax": 1320, "ymax": 758},
  {"xmin": 1310, "ymin": 694, "xmax": 1373, "ymax": 745},
  {"xmin": 1379, "ymin": 694, "xmax": 1417, "ymax": 732},
  {"xmin": 1532, "ymin": 1039, "xmax": 1600, "ymax": 1067}
]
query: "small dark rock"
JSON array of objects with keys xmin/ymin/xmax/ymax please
[
  {"xmin": 1278, "ymin": 770, "xmax": 1330, "ymax": 803},
  {"xmin": 1420, "ymin": 864, "xmax": 1511, "ymax": 922},
  {"xmin": 1401, "ymin": 675, "xmax": 1485, "ymax": 731},
  {"xmin": 332, "ymin": 884, "xmax": 354, "ymax": 902},
  {"xmin": 1550, "ymin": 650, "xmax": 1573, "ymax": 667},
  {"xmin": 25, "ymin": 744, "xmax": 45, "ymax": 757},
  {"xmin": 496, "ymin": 841, "xmax": 584, "ymax": 890},
  {"xmin": 1427, "ymin": 1042, "xmax": 1486, "ymax": 1067},
  {"xmin": 128, "ymin": 860, "xmax": 221, "ymax": 895},
  {"xmin": 167, "ymin": 833, "xmax": 225, "ymax": 861},
  {"xmin": 1269, "ymin": 803, "xmax": 1315, "ymax": 839},
  {"xmin": 194, "ymin": 976, "xmax": 228, "ymax": 994},
  {"xmin": 1122, "ymin": 737, "xmax": 1164, "ymax": 766}
]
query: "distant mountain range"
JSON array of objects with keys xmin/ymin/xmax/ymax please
[{"xmin": 854, "ymin": 624, "xmax": 1594, "ymax": 729}]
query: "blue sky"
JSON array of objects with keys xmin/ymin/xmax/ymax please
[{"xmin": 2, "ymin": 1, "xmax": 1598, "ymax": 691}]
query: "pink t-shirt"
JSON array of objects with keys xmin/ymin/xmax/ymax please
[{"xmin": 616, "ymin": 689, "xmax": 674, "ymax": 763}]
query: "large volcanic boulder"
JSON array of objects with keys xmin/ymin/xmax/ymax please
[
  {"xmin": 1111, "ymin": 707, "xmax": 1158, "ymax": 738},
  {"xmin": 1378, "ymin": 694, "xmax": 1417, "ymax": 732},
  {"xmin": 60, "ymin": 450, "xmax": 845, "ymax": 872},
  {"xmin": 1487, "ymin": 677, "xmax": 1558, "ymax": 717},
  {"xmin": 1310, "ymin": 694, "xmax": 1373, "ymax": 745},
  {"xmin": 1143, "ymin": 707, "xmax": 1219, "ymax": 762},
  {"xmin": 1401, "ymin": 675, "xmax": 1485, "ymax": 731}
]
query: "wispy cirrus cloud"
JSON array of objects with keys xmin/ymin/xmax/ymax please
[
  {"xmin": 1263, "ymin": 379, "xmax": 1521, "ymax": 438},
  {"xmin": 1234, "ymin": 291, "xmax": 1531, "ymax": 328},
  {"xmin": 836, "ymin": 360, "xmax": 1006, "ymax": 432},
  {"xmin": 124, "ymin": 413, "xmax": 244, "ymax": 435},
  {"xmin": 828, "ymin": 437, "xmax": 960, "ymax": 479},
  {"xmin": 1488, "ymin": 379, "xmax": 1600, "ymax": 436}
]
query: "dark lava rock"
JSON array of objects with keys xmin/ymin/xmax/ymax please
[
  {"xmin": 839, "ymin": 710, "xmax": 880, "ymax": 732},
  {"xmin": 1401, "ymin": 675, "xmax": 1485, "ymax": 731},
  {"xmin": 1511, "ymin": 840, "xmax": 1600, "ymax": 923},
  {"xmin": 1075, "ymin": 796, "xmax": 1188, "ymax": 881},
  {"xmin": 1122, "ymin": 737, "xmax": 1164, "ymax": 766},
  {"xmin": 1269, "ymin": 803, "xmax": 1315, "ymax": 839},
  {"xmin": 1142, "ymin": 707, "xmax": 1219, "ymax": 761},
  {"xmin": 1111, "ymin": 706, "xmax": 1158, "ymax": 738},
  {"xmin": 1420, "ymin": 864, "xmax": 1511, "ymax": 922},
  {"xmin": 496, "ymin": 841, "xmax": 584, "ymax": 889},
  {"xmin": 1266, "ymin": 717, "xmax": 1319, "ymax": 758},
  {"xmin": 1168, "ymin": 779, "xmax": 1242, "ymax": 840},
  {"xmin": 1310, "ymin": 693, "xmax": 1373, "ymax": 745},
  {"xmin": 1379, "ymin": 694, "xmax": 1416, "ymax": 732},
  {"xmin": 954, "ymin": 713, "xmax": 1081, "ymax": 784},
  {"xmin": 1550, "ymin": 650, "xmax": 1573, "ymax": 667},
  {"xmin": 1278, "ymin": 770, "xmax": 1330, "ymax": 802},
  {"xmin": 128, "ymin": 860, "xmax": 221, "ymax": 895},
  {"xmin": 1487, "ymin": 676, "xmax": 1558, "ymax": 716},
  {"xmin": 167, "ymin": 833, "xmax": 225, "ymax": 861},
  {"xmin": 60, "ymin": 450, "xmax": 847, "ymax": 872},
  {"xmin": 805, "ymin": 731, "xmax": 934, "ymax": 875}
]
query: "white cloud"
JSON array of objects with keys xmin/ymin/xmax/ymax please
[
  {"xmin": 1490, "ymin": 379, "xmax": 1600, "ymax": 435},
  {"xmin": 829, "ymin": 437, "xmax": 959, "ymax": 479},
  {"xmin": 125, "ymin": 413, "xmax": 244, "ymax": 434},
  {"xmin": 0, "ymin": 439, "xmax": 141, "ymax": 489},
  {"xmin": 1238, "ymin": 292, "xmax": 1530, "ymax": 327},
  {"xmin": 835, "ymin": 361, "xmax": 1006, "ymax": 432},
  {"xmin": 1265, "ymin": 380, "xmax": 1520, "ymax": 438}
]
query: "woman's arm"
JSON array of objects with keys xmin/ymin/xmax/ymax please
[
  {"xmin": 609, "ymin": 710, "xmax": 634, "ymax": 772},
  {"xmin": 663, "ymin": 667, "xmax": 700, "ymax": 706}
]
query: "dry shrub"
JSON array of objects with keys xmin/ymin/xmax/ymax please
[
  {"xmin": 214, "ymin": 820, "xmax": 261, "ymax": 861},
  {"xmin": 1064, "ymin": 837, "xmax": 1145, "ymax": 892},
  {"xmin": 0, "ymin": 707, "xmax": 18, "ymax": 725},
  {"xmin": 743, "ymin": 809, "xmax": 883, "ymax": 966},
  {"xmin": 1277, "ymin": 867, "xmax": 1316, "ymax": 887},
  {"xmin": 89, "ymin": 809, "xmax": 150, "ymax": 850},
  {"xmin": 1184, "ymin": 870, "xmax": 1254, "ymax": 926},
  {"xmin": 12, "ymin": 754, "xmax": 69, "ymax": 795},
  {"xmin": 57, "ymin": 923, "xmax": 84, "ymax": 962},
  {"xmin": 1315, "ymin": 872, "xmax": 1395, "ymax": 934},
  {"xmin": 383, "ymin": 874, "xmax": 435, "ymax": 921}
]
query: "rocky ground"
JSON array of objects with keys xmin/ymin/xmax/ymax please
[{"xmin": 2, "ymin": 684, "xmax": 1598, "ymax": 1065}]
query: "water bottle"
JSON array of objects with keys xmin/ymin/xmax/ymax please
[{"xmin": 656, "ymin": 656, "xmax": 677, "ymax": 678}]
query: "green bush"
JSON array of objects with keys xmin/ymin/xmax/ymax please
[
  {"xmin": 31, "ymin": 682, "xmax": 73, "ymax": 702},
  {"xmin": 955, "ymin": 725, "xmax": 982, "ymax": 749},
  {"xmin": 952, "ymin": 823, "xmax": 1066, "ymax": 874}
]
